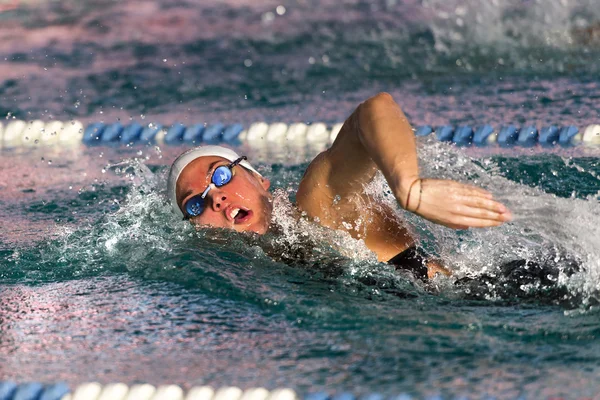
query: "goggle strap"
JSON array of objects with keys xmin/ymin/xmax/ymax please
[
  {"xmin": 229, "ymin": 156, "xmax": 247, "ymax": 168},
  {"xmin": 201, "ymin": 183, "xmax": 214, "ymax": 199}
]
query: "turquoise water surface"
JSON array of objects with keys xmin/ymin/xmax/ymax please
[{"xmin": 1, "ymin": 0, "xmax": 600, "ymax": 398}]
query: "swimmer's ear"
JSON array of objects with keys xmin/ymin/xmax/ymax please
[{"xmin": 259, "ymin": 175, "xmax": 270, "ymax": 190}]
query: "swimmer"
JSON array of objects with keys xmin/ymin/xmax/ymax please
[{"xmin": 167, "ymin": 93, "xmax": 513, "ymax": 280}]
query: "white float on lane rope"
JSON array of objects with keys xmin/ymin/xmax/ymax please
[
  {"xmin": 184, "ymin": 386, "xmax": 215, "ymax": 400},
  {"xmin": 97, "ymin": 383, "xmax": 129, "ymax": 400},
  {"xmin": 582, "ymin": 124, "xmax": 600, "ymax": 144}
]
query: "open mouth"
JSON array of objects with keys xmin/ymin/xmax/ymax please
[{"xmin": 229, "ymin": 207, "xmax": 252, "ymax": 224}]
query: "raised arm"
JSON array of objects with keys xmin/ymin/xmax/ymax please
[{"xmin": 297, "ymin": 92, "xmax": 512, "ymax": 231}]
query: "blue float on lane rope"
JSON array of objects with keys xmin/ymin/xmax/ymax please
[
  {"xmin": 120, "ymin": 122, "xmax": 143, "ymax": 144},
  {"xmin": 332, "ymin": 393, "xmax": 356, "ymax": 400},
  {"xmin": 558, "ymin": 125, "xmax": 579, "ymax": 146},
  {"xmin": 222, "ymin": 124, "xmax": 244, "ymax": 142},
  {"xmin": 39, "ymin": 384, "xmax": 70, "ymax": 400},
  {"xmin": 497, "ymin": 125, "xmax": 518, "ymax": 147},
  {"xmin": 435, "ymin": 125, "xmax": 454, "ymax": 142},
  {"xmin": 140, "ymin": 124, "xmax": 162, "ymax": 143},
  {"xmin": 415, "ymin": 126, "xmax": 433, "ymax": 136},
  {"xmin": 453, "ymin": 125, "xmax": 473, "ymax": 146},
  {"xmin": 360, "ymin": 394, "xmax": 385, "ymax": 400},
  {"xmin": 83, "ymin": 122, "xmax": 105, "ymax": 144},
  {"xmin": 13, "ymin": 383, "xmax": 43, "ymax": 400},
  {"xmin": 164, "ymin": 123, "xmax": 186, "ymax": 144},
  {"xmin": 0, "ymin": 382, "xmax": 17, "ymax": 400},
  {"xmin": 182, "ymin": 124, "xmax": 205, "ymax": 143},
  {"xmin": 539, "ymin": 126, "xmax": 559, "ymax": 146},
  {"xmin": 305, "ymin": 393, "xmax": 331, "ymax": 400},
  {"xmin": 473, "ymin": 125, "xmax": 494, "ymax": 146},
  {"xmin": 202, "ymin": 123, "xmax": 225, "ymax": 142},
  {"xmin": 102, "ymin": 122, "xmax": 124, "ymax": 142},
  {"xmin": 517, "ymin": 125, "xmax": 538, "ymax": 147}
]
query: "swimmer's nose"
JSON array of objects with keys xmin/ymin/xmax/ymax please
[{"xmin": 208, "ymin": 190, "xmax": 229, "ymax": 212}]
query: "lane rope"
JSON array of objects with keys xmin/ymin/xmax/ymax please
[
  {"xmin": 0, "ymin": 383, "xmax": 301, "ymax": 400},
  {"xmin": 1, "ymin": 120, "xmax": 599, "ymax": 148}
]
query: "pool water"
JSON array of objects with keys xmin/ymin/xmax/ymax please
[{"xmin": 2, "ymin": 0, "xmax": 600, "ymax": 398}]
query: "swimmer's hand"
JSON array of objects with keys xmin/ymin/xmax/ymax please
[{"xmin": 400, "ymin": 178, "xmax": 512, "ymax": 229}]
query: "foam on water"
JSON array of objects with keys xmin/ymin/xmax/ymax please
[
  {"xmin": 359, "ymin": 139, "xmax": 600, "ymax": 309},
  {"xmin": 3, "ymin": 144, "xmax": 600, "ymax": 395},
  {"xmin": 426, "ymin": 0, "xmax": 600, "ymax": 51},
  {"xmin": 4, "ymin": 140, "xmax": 597, "ymax": 313}
]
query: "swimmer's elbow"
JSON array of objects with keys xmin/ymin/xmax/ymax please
[
  {"xmin": 358, "ymin": 92, "xmax": 402, "ymax": 126},
  {"xmin": 361, "ymin": 92, "xmax": 398, "ymax": 113},
  {"xmin": 371, "ymin": 91, "xmax": 395, "ymax": 104}
]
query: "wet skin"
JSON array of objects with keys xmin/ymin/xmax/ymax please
[
  {"xmin": 176, "ymin": 156, "xmax": 273, "ymax": 235},
  {"xmin": 174, "ymin": 94, "xmax": 511, "ymax": 278},
  {"xmin": 176, "ymin": 158, "xmax": 449, "ymax": 278}
]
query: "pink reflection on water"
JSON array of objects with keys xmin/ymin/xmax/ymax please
[
  {"xmin": 0, "ymin": 146, "xmax": 136, "ymax": 246},
  {"xmin": 0, "ymin": 276, "xmax": 349, "ymax": 388}
]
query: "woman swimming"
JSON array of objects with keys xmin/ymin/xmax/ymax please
[{"xmin": 167, "ymin": 93, "xmax": 513, "ymax": 279}]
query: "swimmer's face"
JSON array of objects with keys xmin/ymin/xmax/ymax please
[{"xmin": 176, "ymin": 156, "xmax": 273, "ymax": 234}]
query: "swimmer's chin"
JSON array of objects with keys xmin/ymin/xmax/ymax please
[
  {"xmin": 233, "ymin": 215, "xmax": 271, "ymax": 235},
  {"xmin": 248, "ymin": 221, "xmax": 272, "ymax": 235}
]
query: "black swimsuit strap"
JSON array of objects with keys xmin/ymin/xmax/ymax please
[{"xmin": 388, "ymin": 246, "xmax": 430, "ymax": 280}]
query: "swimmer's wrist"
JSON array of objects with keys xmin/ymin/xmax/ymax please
[{"xmin": 395, "ymin": 175, "xmax": 420, "ymax": 210}]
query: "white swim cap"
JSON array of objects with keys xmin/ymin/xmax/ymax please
[{"xmin": 167, "ymin": 145, "xmax": 261, "ymax": 218}]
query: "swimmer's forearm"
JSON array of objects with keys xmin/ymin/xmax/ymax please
[
  {"xmin": 310, "ymin": 92, "xmax": 511, "ymax": 231},
  {"xmin": 356, "ymin": 92, "xmax": 419, "ymax": 207},
  {"xmin": 356, "ymin": 94, "xmax": 512, "ymax": 229}
]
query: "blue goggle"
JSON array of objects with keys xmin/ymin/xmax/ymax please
[{"xmin": 183, "ymin": 156, "xmax": 247, "ymax": 219}]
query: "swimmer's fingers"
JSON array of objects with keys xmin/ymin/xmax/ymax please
[
  {"xmin": 430, "ymin": 206, "xmax": 509, "ymax": 228},
  {"xmin": 426, "ymin": 179, "xmax": 495, "ymax": 202},
  {"xmin": 439, "ymin": 179, "xmax": 493, "ymax": 197},
  {"xmin": 445, "ymin": 215, "xmax": 507, "ymax": 228},
  {"xmin": 413, "ymin": 179, "xmax": 511, "ymax": 229},
  {"xmin": 452, "ymin": 204, "xmax": 512, "ymax": 223},
  {"xmin": 459, "ymin": 183, "xmax": 495, "ymax": 199},
  {"xmin": 449, "ymin": 196, "xmax": 512, "ymax": 226},
  {"xmin": 452, "ymin": 184, "xmax": 494, "ymax": 200},
  {"xmin": 460, "ymin": 196, "xmax": 511, "ymax": 216},
  {"xmin": 420, "ymin": 210, "xmax": 506, "ymax": 229}
]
